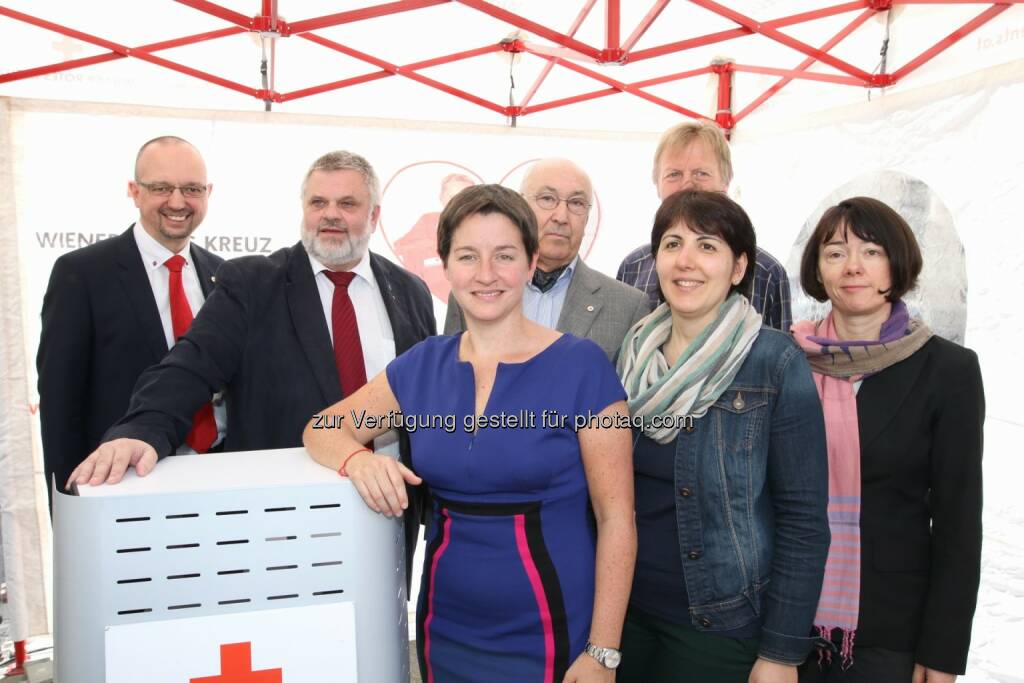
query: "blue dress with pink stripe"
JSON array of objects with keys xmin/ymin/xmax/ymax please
[{"xmin": 386, "ymin": 333, "xmax": 625, "ymax": 683}]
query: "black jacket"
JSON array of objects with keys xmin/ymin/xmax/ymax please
[
  {"xmin": 850, "ymin": 335, "xmax": 984, "ymax": 674},
  {"xmin": 36, "ymin": 226, "xmax": 223, "ymax": 502},
  {"xmin": 105, "ymin": 242, "xmax": 436, "ymax": 577}
]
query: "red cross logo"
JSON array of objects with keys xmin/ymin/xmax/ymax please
[
  {"xmin": 190, "ymin": 642, "xmax": 282, "ymax": 683},
  {"xmin": 52, "ymin": 36, "xmax": 85, "ymax": 60}
]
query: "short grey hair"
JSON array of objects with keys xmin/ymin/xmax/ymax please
[{"xmin": 300, "ymin": 150, "xmax": 381, "ymax": 209}]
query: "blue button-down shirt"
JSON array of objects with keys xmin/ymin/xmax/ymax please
[
  {"xmin": 522, "ymin": 256, "xmax": 578, "ymax": 329},
  {"xmin": 616, "ymin": 244, "xmax": 792, "ymax": 332}
]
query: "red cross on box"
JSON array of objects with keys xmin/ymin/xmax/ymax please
[{"xmin": 191, "ymin": 642, "xmax": 282, "ymax": 683}]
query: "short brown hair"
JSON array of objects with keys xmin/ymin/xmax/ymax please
[
  {"xmin": 651, "ymin": 190, "xmax": 756, "ymax": 300},
  {"xmin": 800, "ymin": 196, "xmax": 922, "ymax": 302},
  {"xmin": 652, "ymin": 121, "xmax": 733, "ymax": 185},
  {"xmin": 437, "ymin": 184, "xmax": 538, "ymax": 265}
]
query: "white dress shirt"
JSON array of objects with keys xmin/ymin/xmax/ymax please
[
  {"xmin": 309, "ymin": 250, "xmax": 399, "ymax": 458},
  {"xmin": 133, "ymin": 223, "xmax": 226, "ymax": 453}
]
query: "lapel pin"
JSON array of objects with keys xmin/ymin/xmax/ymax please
[{"xmin": 211, "ymin": 276, "xmax": 216, "ymax": 283}]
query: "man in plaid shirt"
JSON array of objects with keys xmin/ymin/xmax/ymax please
[{"xmin": 616, "ymin": 121, "xmax": 792, "ymax": 332}]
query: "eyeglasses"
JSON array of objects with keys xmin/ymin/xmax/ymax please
[
  {"xmin": 136, "ymin": 181, "xmax": 209, "ymax": 198},
  {"xmin": 532, "ymin": 193, "xmax": 591, "ymax": 216}
]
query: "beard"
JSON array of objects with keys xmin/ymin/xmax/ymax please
[{"xmin": 301, "ymin": 218, "xmax": 372, "ymax": 268}]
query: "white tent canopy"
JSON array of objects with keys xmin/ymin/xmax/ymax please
[
  {"xmin": 2, "ymin": 1, "xmax": 1023, "ymax": 129},
  {"xmin": 2, "ymin": 2, "xmax": 1023, "ymax": 680}
]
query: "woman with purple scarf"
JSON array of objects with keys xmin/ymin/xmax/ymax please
[{"xmin": 793, "ymin": 197, "xmax": 984, "ymax": 683}]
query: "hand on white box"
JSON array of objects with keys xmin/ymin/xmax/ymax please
[{"xmin": 66, "ymin": 438, "xmax": 158, "ymax": 490}]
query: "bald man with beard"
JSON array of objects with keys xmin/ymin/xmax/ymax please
[{"xmin": 445, "ymin": 158, "xmax": 650, "ymax": 359}]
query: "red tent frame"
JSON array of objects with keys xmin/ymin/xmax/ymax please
[{"xmin": 1, "ymin": 1, "xmax": 1018, "ymax": 130}]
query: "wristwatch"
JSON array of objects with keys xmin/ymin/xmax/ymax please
[{"xmin": 584, "ymin": 642, "xmax": 622, "ymax": 669}]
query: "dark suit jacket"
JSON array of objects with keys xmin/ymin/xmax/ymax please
[
  {"xmin": 105, "ymin": 242, "xmax": 436, "ymax": 577},
  {"xmin": 852, "ymin": 335, "xmax": 984, "ymax": 674},
  {"xmin": 444, "ymin": 260, "xmax": 651, "ymax": 359},
  {"xmin": 36, "ymin": 226, "xmax": 222, "ymax": 502}
]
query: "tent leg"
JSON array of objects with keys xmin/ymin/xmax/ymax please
[
  {"xmin": 5, "ymin": 640, "xmax": 27, "ymax": 675},
  {"xmin": 712, "ymin": 59, "xmax": 735, "ymax": 135}
]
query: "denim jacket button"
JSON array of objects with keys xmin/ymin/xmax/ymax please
[
  {"xmin": 732, "ymin": 393, "xmax": 745, "ymax": 410},
  {"xmin": 687, "ymin": 550, "xmax": 702, "ymax": 560},
  {"xmin": 699, "ymin": 616, "xmax": 712, "ymax": 628},
  {"xmin": 679, "ymin": 487, "xmax": 692, "ymax": 498}
]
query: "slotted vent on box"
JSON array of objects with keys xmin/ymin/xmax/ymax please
[
  {"xmin": 54, "ymin": 448, "xmax": 409, "ymax": 683},
  {"xmin": 109, "ymin": 495, "xmax": 350, "ymax": 620}
]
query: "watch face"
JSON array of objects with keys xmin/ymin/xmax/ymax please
[{"xmin": 604, "ymin": 650, "xmax": 622, "ymax": 668}]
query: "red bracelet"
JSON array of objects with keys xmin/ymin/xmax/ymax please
[{"xmin": 338, "ymin": 448, "xmax": 371, "ymax": 477}]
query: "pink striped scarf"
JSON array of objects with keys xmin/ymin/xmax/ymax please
[
  {"xmin": 791, "ymin": 303, "xmax": 931, "ymax": 667},
  {"xmin": 793, "ymin": 314, "xmax": 862, "ymax": 666}
]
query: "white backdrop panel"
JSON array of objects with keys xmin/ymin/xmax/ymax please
[{"xmin": 3, "ymin": 68, "xmax": 1023, "ymax": 679}]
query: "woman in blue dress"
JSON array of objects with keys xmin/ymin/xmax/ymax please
[{"xmin": 304, "ymin": 184, "xmax": 636, "ymax": 683}]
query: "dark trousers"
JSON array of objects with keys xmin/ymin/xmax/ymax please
[
  {"xmin": 618, "ymin": 607, "xmax": 760, "ymax": 683},
  {"xmin": 798, "ymin": 646, "xmax": 915, "ymax": 683}
]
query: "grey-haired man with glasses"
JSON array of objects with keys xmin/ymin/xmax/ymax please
[
  {"xmin": 36, "ymin": 136, "xmax": 224, "ymax": 507},
  {"xmin": 445, "ymin": 158, "xmax": 650, "ymax": 359}
]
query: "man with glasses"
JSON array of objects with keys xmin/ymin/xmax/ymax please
[
  {"xmin": 37, "ymin": 135, "xmax": 224, "ymax": 505},
  {"xmin": 444, "ymin": 158, "xmax": 650, "ymax": 359},
  {"xmin": 66, "ymin": 151, "xmax": 434, "ymax": 579}
]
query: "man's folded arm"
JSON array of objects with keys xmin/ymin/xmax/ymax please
[{"xmin": 103, "ymin": 259, "xmax": 251, "ymax": 457}]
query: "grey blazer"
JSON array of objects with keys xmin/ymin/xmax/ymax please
[{"xmin": 443, "ymin": 259, "xmax": 651, "ymax": 360}]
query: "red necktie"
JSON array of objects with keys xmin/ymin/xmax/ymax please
[
  {"xmin": 164, "ymin": 254, "xmax": 217, "ymax": 453},
  {"xmin": 324, "ymin": 270, "xmax": 368, "ymax": 397}
]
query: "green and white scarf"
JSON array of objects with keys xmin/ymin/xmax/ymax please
[{"xmin": 617, "ymin": 293, "xmax": 763, "ymax": 444}]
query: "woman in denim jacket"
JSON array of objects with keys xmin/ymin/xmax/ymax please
[{"xmin": 617, "ymin": 190, "xmax": 830, "ymax": 683}]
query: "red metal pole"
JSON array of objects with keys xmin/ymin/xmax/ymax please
[
  {"xmin": 518, "ymin": 41, "xmax": 601, "ymax": 63},
  {"xmin": 731, "ymin": 64, "xmax": 865, "ymax": 85},
  {"xmin": 523, "ymin": 66, "xmax": 713, "ymax": 115},
  {"xmin": 890, "ymin": 4, "xmax": 1010, "ymax": 81},
  {"xmin": 0, "ymin": 7, "xmax": 259, "ymax": 96},
  {"xmin": 894, "ymin": 0, "xmax": 1023, "ymax": 3},
  {"xmin": 0, "ymin": 27, "xmax": 244, "ymax": 85},
  {"xmin": 132, "ymin": 53, "xmax": 262, "ymax": 97},
  {"xmin": 258, "ymin": 0, "xmax": 279, "ymax": 31},
  {"xmin": 298, "ymin": 33, "xmax": 507, "ymax": 114},
  {"xmin": 455, "ymin": 0, "xmax": 602, "ymax": 60},
  {"xmin": 605, "ymin": 0, "xmax": 622, "ymax": 61},
  {"xmin": 0, "ymin": 6, "xmax": 126, "ymax": 53},
  {"xmin": 520, "ymin": 0, "xmax": 598, "ymax": 108},
  {"xmin": 523, "ymin": 88, "xmax": 620, "ymax": 115},
  {"xmin": 629, "ymin": 1, "xmax": 868, "ymax": 63},
  {"xmin": 531, "ymin": 52, "xmax": 707, "ymax": 119},
  {"xmin": 173, "ymin": 0, "xmax": 254, "ymax": 29},
  {"xmin": 621, "ymin": 0, "xmax": 671, "ymax": 54},
  {"xmin": 713, "ymin": 62, "xmax": 733, "ymax": 131},
  {"xmin": 689, "ymin": 0, "xmax": 874, "ymax": 81},
  {"xmin": 632, "ymin": 66, "xmax": 715, "ymax": 88},
  {"xmin": 734, "ymin": 8, "xmax": 875, "ymax": 124},
  {"xmin": 4, "ymin": 641, "xmax": 27, "ymax": 676},
  {"xmin": 279, "ymin": 44, "xmax": 500, "ymax": 102},
  {"xmin": 286, "ymin": 0, "xmax": 449, "ymax": 35}
]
